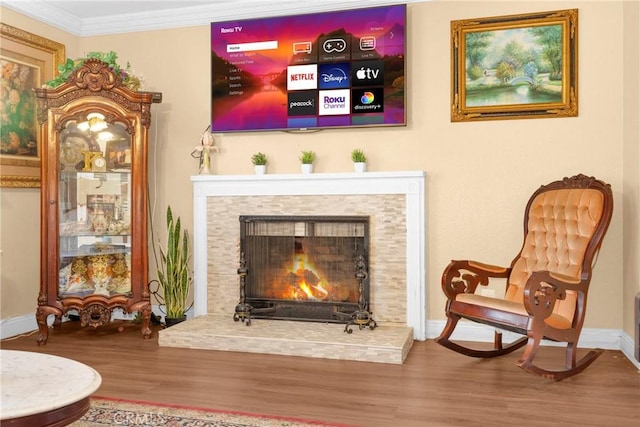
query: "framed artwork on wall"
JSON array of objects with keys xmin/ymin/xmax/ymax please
[
  {"xmin": 451, "ymin": 9, "xmax": 578, "ymax": 122},
  {"xmin": 0, "ymin": 23, "xmax": 65, "ymax": 188}
]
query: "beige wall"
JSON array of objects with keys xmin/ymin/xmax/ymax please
[
  {"xmin": 0, "ymin": 7, "xmax": 79, "ymax": 322},
  {"xmin": 622, "ymin": 0, "xmax": 640, "ymax": 340},
  {"xmin": 1, "ymin": 1, "xmax": 638, "ymax": 338}
]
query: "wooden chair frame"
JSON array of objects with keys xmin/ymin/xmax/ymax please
[{"xmin": 435, "ymin": 174, "xmax": 613, "ymax": 380}]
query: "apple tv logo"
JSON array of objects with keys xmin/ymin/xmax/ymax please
[{"xmin": 351, "ymin": 60, "xmax": 384, "ymax": 86}]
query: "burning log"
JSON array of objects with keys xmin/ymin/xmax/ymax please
[
  {"xmin": 325, "ymin": 283, "xmax": 351, "ymax": 301},
  {"xmin": 299, "ymin": 269, "xmax": 320, "ymax": 286}
]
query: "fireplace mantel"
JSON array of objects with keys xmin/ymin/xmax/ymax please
[{"xmin": 191, "ymin": 171, "xmax": 427, "ymax": 339}]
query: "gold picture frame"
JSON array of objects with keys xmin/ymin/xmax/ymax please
[
  {"xmin": 0, "ymin": 23, "xmax": 65, "ymax": 188},
  {"xmin": 451, "ymin": 9, "xmax": 578, "ymax": 122}
]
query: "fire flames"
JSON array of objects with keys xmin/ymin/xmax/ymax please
[
  {"xmin": 268, "ymin": 253, "xmax": 351, "ymax": 302},
  {"xmin": 287, "ymin": 253, "xmax": 328, "ymax": 300}
]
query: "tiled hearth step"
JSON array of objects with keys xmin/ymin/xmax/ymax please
[{"xmin": 158, "ymin": 314, "xmax": 414, "ymax": 364}]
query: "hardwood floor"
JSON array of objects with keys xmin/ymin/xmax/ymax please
[{"xmin": 2, "ymin": 320, "xmax": 639, "ymax": 426}]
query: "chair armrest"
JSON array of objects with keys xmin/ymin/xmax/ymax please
[
  {"xmin": 522, "ymin": 271, "xmax": 584, "ymax": 320},
  {"xmin": 441, "ymin": 260, "xmax": 510, "ymax": 299}
]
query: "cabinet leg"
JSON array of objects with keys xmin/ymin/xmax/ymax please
[
  {"xmin": 139, "ymin": 303, "xmax": 152, "ymax": 339},
  {"xmin": 36, "ymin": 305, "xmax": 62, "ymax": 345}
]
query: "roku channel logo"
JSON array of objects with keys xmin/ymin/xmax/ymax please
[{"xmin": 318, "ymin": 89, "xmax": 350, "ymax": 116}]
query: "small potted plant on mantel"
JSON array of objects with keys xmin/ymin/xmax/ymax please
[
  {"xmin": 299, "ymin": 150, "xmax": 316, "ymax": 174},
  {"xmin": 251, "ymin": 152, "xmax": 268, "ymax": 175},
  {"xmin": 351, "ymin": 148, "xmax": 367, "ymax": 173}
]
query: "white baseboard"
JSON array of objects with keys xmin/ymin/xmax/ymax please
[
  {"xmin": 110, "ymin": 306, "xmax": 194, "ymax": 321},
  {"xmin": 2, "ymin": 313, "xmax": 638, "ymax": 370},
  {"xmin": 0, "ymin": 314, "xmax": 38, "ymax": 340},
  {"xmin": 0, "ymin": 306, "xmax": 193, "ymax": 340},
  {"xmin": 425, "ymin": 319, "xmax": 640, "ymax": 370},
  {"xmin": 619, "ymin": 331, "xmax": 640, "ymax": 370}
]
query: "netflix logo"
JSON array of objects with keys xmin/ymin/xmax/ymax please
[{"xmin": 287, "ymin": 64, "xmax": 318, "ymax": 90}]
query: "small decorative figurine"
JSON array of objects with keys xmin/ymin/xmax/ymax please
[{"xmin": 191, "ymin": 125, "xmax": 219, "ymax": 175}]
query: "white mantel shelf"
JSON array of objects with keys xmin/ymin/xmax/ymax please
[{"xmin": 191, "ymin": 171, "xmax": 427, "ymax": 340}]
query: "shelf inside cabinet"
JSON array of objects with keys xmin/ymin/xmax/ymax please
[{"xmin": 60, "ymin": 243, "xmax": 130, "ymax": 258}]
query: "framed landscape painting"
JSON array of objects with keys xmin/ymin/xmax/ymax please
[
  {"xmin": 0, "ymin": 23, "xmax": 65, "ymax": 188},
  {"xmin": 451, "ymin": 9, "xmax": 578, "ymax": 122}
]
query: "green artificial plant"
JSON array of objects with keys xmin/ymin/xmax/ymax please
[
  {"xmin": 157, "ymin": 206, "xmax": 191, "ymax": 319},
  {"xmin": 251, "ymin": 152, "xmax": 268, "ymax": 165},
  {"xmin": 45, "ymin": 51, "xmax": 141, "ymax": 91},
  {"xmin": 351, "ymin": 149, "xmax": 367, "ymax": 163},
  {"xmin": 299, "ymin": 150, "xmax": 316, "ymax": 164}
]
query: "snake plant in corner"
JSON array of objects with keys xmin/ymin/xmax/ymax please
[{"xmin": 157, "ymin": 206, "xmax": 191, "ymax": 325}]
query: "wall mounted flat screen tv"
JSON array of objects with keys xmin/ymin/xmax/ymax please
[{"xmin": 211, "ymin": 4, "xmax": 406, "ymax": 133}]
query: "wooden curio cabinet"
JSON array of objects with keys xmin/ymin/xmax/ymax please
[{"xmin": 34, "ymin": 59, "xmax": 161, "ymax": 344}]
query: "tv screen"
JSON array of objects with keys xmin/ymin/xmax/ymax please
[{"xmin": 211, "ymin": 4, "xmax": 406, "ymax": 133}]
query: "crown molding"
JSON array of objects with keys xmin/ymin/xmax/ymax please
[
  {"xmin": 2, "ymin": 0, "xmax": 420, "ymax": 37},
  {"xmin": 2, "ymin": 1, "xmax": 84, "ymax": 34}
]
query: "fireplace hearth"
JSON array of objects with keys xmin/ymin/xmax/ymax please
[
  {"xmin": 159, "ymin": 172, "xmax": 425, "ymax": 364},
  {"xmin": 235, "ymin": 215, "xmax": 372, "ymax": 325}
]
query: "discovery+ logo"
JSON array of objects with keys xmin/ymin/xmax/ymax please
[{"xmin": 351, "ymin": 88, "xmax": 384, "ymax": 113}]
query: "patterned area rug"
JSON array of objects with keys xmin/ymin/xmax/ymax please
[{"xmin": 71, "ymin": 396, "xmax": 352, "ymax": 427}]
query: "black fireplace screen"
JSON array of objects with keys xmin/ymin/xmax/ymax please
[{"xmin": 239, "ymin": 215, "xmax": 369, "ymax": 322}]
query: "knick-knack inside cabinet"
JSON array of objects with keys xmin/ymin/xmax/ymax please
[{"xmin": 34, "ymin": 59, "xmax": 161, "ymax": 344}]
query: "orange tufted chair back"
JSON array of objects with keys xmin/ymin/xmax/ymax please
[{"xmin": 505, "ymin": 178, "xmax": 612, "ymax": 327}]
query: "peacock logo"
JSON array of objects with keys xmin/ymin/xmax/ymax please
[{"xmin": 360, "ymin": 92, "xmax": 375, "ymax": 104}]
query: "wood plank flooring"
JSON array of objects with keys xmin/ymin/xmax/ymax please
[{"xmin": 1, "ymin": 320, "xmax": 639, "ymax": 426}]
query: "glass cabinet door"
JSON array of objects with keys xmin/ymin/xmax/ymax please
[{"xmin": 57, "ymin": 115, "xmax": 133, "ymax": 298}]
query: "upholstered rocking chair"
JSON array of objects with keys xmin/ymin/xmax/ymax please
[{"xmin": 435, "ymin": 174, "xmax": 613, "ymax": 380}]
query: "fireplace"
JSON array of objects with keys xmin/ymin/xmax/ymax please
[
  {"xmin": 190, "ymin": 171, "xmax": 427, "ymax": 340},
  {"xmin": 237, "ymin": 215, "xmax": 370, "ymax": 323},
  {"xmin": 158, "ymin": 172, "xmax": 425, "ymax": 364}
]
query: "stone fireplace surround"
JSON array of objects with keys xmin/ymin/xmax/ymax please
[{"xmin": 158, "ymin": 171, "xmax": 426, "ymax": 364}]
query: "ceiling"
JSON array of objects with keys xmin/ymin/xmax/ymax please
[{"xmin": 3, "ymin": 0, "xmax": 421, "ymax": 37}]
